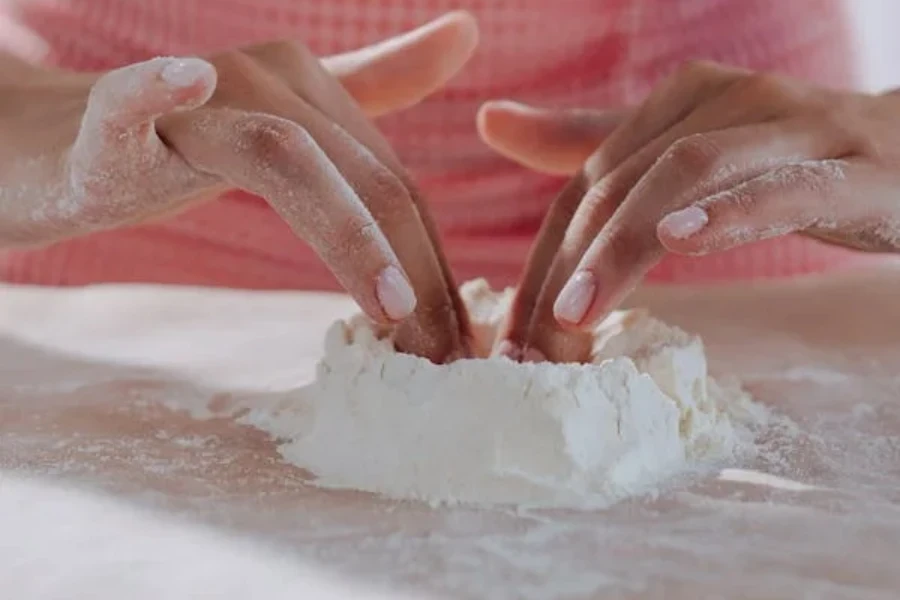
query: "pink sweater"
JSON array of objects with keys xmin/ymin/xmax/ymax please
[{"xmin": 0, "ymin": 0, "xmax": 870, "ymax": 290}]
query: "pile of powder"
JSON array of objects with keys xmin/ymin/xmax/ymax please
[{"xmin": 245, "ymin": 279, "xmax": 768, "ymax": 509}]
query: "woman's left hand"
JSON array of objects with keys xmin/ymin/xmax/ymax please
[{"xmin": 479, "ymin": 61, "xmax": 900, "ymax": 362}]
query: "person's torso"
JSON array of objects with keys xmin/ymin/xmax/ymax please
[{"xmin": 0, "ymin": 0, "xmax": 868, "ymax": 288}]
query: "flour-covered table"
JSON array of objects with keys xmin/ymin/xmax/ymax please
[{"xmin": 1, "ymin": 265, "xmax": 899, "ymax": 599}]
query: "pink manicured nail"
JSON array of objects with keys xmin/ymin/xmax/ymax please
[
  {"xmin": 161, "ymin": 58, "xmax": 213, "ymax": 88},
  {"xmin": 554, "ymin": 270, "xmax": 596, "ymax": 325},
  {"xmin": 376, "ymin": 266, "xmax": 417, "ymax": 320},
  {"xmin": 659, "ymin": 206, "xmax": 709, "ymax": 239}
]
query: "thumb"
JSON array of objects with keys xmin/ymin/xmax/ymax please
[
  {"xmin": 477, "ymin": 100, "xmax": 626, "ymax": 175},
  {"xmin": 73, "ymin": 57, "xmax": 216, "ymax": 195},
  {"xmin": 323, "ymin": 11, "xmax": 479, "ymax": 118}
]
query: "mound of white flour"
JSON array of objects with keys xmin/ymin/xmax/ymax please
[{"xmin": 248, "ymin": 280, "xmax": 766, "ymax": 509}]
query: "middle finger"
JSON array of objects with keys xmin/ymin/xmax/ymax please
[
  {"xmin": 168, "ymin": 55, "xmax": 466, "ymax": 362},
  {"xmin": 246, "ymin": 41, "xmax": 473, "ymax": 353}
]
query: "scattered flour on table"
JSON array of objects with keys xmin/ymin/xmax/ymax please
[{"xmin": 245, "ymin": 279, "xmax": 769, "ymax": 509}]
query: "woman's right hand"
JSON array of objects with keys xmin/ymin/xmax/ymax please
[{"xmin": 0, "ymin": 12, "xmax": 478, "ymax": 363}]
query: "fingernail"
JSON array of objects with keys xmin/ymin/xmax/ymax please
[
  {"xmin": 161, "ymin": 58, "xmax": 213, "ymax": 88},
  {"xmin": 376, "ymin": 266, "xmax": 417, "ymax": 320},
  {"xmin": 495, "ymin": 340, "xmax": 523, "ymax": 360},
  {"xmin": 659, "ymin": 206, "xmax": 709, "ymax": 239},
  {"xmin": 523, "ymin": 347, "xmax": 546, "ymax": 363},
  {"xmin": 554, "ymin": 270, "xmax": 596, "ymax": 325}
]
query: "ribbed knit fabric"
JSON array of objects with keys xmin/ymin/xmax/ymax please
[{"xmin": 0, "ymin": 0, "xmax": 874, "ymax": 290}]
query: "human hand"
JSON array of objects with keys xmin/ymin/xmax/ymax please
[
  {"xmin": 479, "ymin": 61, "xmax": 900, "ymax": 362},
  {"xmin": 0, "ymin": 12, "xmax": 478, "ymax": 362}
]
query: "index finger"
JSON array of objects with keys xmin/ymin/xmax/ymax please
[
  {"xmin": 563, "ymin": 121, "xmax": 849, "ymax": 329},
  {"xmin": 165, "ymin": 109, "xmax": 417, "ymax": 326},
  {"xmin": 260, "ymin": 27, "xmax": 473, "ymax": 351}
]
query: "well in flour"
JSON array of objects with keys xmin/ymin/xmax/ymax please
[{"xmin": 245, "ymin": 279, "xmax": 767, "ymax": 509}]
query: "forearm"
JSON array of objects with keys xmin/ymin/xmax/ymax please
[{"xmin": 0, "ymin": 51, "xmax": 88, "ymax": 246}]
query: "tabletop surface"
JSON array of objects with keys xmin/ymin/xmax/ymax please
[{"xmin": 1, "ymin": 266, "xmax": 899, "ymax": 599}]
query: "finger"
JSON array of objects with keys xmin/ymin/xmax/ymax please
[
  {"xmin": 286, "ymin": 115, "xmax": 467, "ymax": 361},
  {"xmin": 518, "ymin": 83, "xmax": 790, "ymax": 361},
  {"xmin": 80, "ymin": 57, "xmax": 216, "ymax": 145},
  {"xmin": 268, "ymin": 32, "xmax": 472, "ymax": 359},
  {"xmin": 558, "ymin": 123, "xmax": 852, "ymax": 330},
  {"xmin": 543, "ymin": 62, "xmax": 748, "ymax": 256},
  {"xmin": 75, "ymin": 57, "xmax": 216, "ymax": 178},
  {"xmin": 659, "ymin": 159, "xmax": 864, "ymax": 254},
  {"xmin": 166, "ymin": 109, "xmax": 418, "ymax": 325},
  {"xmin": 68, "ymin": 57, "xmax": 218, "ymax": 226},
  {"xmin": 494, "ymin": 63, "xmax": 745, "ymax": 360},
  {"xmin": 655, "ymin": 121, "xmax": 855, "ymax": 248},
  {"xmin": 166, "ymin": 93, "xmax": 462, "ymax": 362},
  {"xmin": 477, "ymin": 101, "xmax": 626, "ymax": 175},
  {"xmin": 584, "ymin": 61, "xmax": 747, "ymax": 178},
  {"xmin": 323, "ymin": 11, "xmax": 479, "ymax": 118},
  {"xmin": 493, "ymin": 174, "xmax": 595, "ymax": 361}
]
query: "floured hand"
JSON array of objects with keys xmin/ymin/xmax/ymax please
[
  {"xmin": 478, "ymin": 62, "xmax": 900, "ymax": 362},
  {"xmin": 0, "ymin": 12, "xmax": 478, "ymax": 362}
]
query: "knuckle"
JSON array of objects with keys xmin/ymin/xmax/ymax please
[
  {"xmin": 360, "ymin": 170, "xmax": 415, "ymax": 222},
  {"xmin": 580, "ymin": 173, "xmax": 627, "ymax": 217},
  {"xmin": 368, "ymin": 167, "xmax": 409, "ymax": 201},
  {"xmin": 550, "ymin": 173, "xmax": 592, "ymax": 224},
  {"xmin": 337, "ymin": 219, "xmax": 382, "ymax": 258},
  {"xmin": 662, "ymin": 133, "xmax": 722, "ymax": 178},
  {"xmin": 236, "ymin": 116, "xmax": 312, "ymax": 163},
  {"xmin": 553, "ymin": 192, "xmax": 582, "ymax": 227},
  {"xmin": 566, "ymin": 176, "xmax": 623, "ymax": 238},
  {"xmin": 313, "ymin": 213, "xmax": 385, "ymax": 267},
  {"xmin": 601, "ymin": 223, "xmax": 660, "ymax": 272}
]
